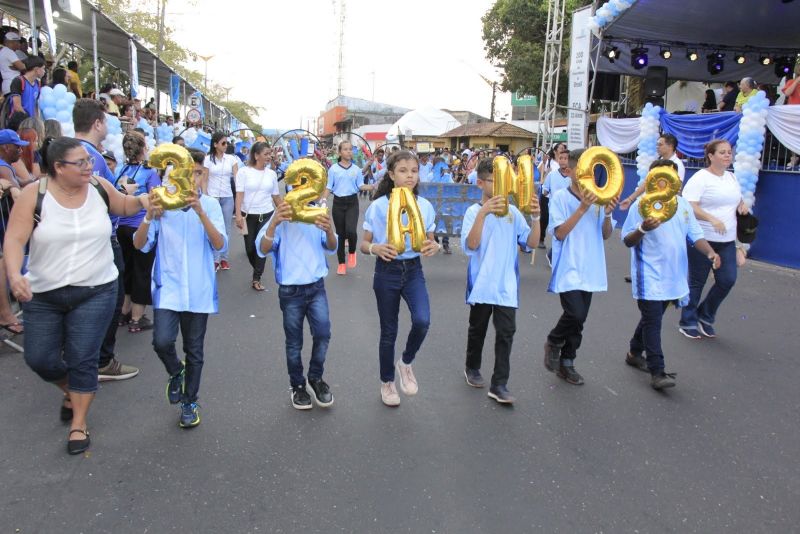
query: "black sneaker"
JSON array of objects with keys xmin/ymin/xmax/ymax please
[
  {"xmin": 307, "ymin": 378, "xmax": 334, "ymax": 407},
  {"xmin": 290, "ymin": 384, "xmax": 313, "ymax": 410},
  {"xmin": 443, "ymin": 243, "xmax": 452, "ymax": 255},
  {"xmin": 543, "ymin": 340, "xmax": 561, "ymax": 373},
  {"xmin": 557, "ymin": 365, "xmax": 584, "ymax": 385},
  {"xmin": 624, "ymin": 275, "xmax": 632, "ymax": 283},
  {"xmin": 464, "ymin": 368, "xmax": 485, "ymax": 388},
  {"xmin": 651, "ymin": 372, "xmax": 676, "ymax": 390},
  {"xmin": 625, "ymin": 352, "xmax": 649, "ymax": 373},
  {"xmin": 487, "ymin": 384, "xmax": 515, "ymax": 404},
  {"xmin": 166, "ymin": 365, "xmax": 185, "ymax": 404}
]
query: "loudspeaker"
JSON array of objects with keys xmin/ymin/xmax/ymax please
[
  {"xmin": 644, "ymin": 67, "xmax": 668, "ymax": 97},
  {"xmin": 593, "ymin": 72, "xmax": 620, "ymax": 101}
]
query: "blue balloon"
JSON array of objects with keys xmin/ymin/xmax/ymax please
[
  {"xmin": 42, "ymin": 106, "xmax": 57, "ymax": 119},
  {"xmin": 53, "ymin": 84, "xmax": 67, "ymax": 96},
  {"xmin": 56, "ymin": 110, "xmax": 71, "ymax": 123},
  {"xmin": 56, "ymin": 98, "xmax": 69, "ymax": 111},
  {"xmin": 40, "ymin": 93, "xmax": 56, "ymax": 108},
  {"xmin": 64, "ymin": 92, "xmax": 77, "ymax": 105}
]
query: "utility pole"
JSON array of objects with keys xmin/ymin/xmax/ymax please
[
  {"xmin": 336, "ymin": 0, "xmax": 346, "ymax": 96},
  {"xmin": 156, "ymin": 0, "xmax": 167, "ymax": 55},
  {"xmin": 490, "ymin": 81, "xmax": 497, "ymax": 121}
]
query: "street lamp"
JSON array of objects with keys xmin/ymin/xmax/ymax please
[{"xmin": 198, "ymin": 54, "xmax": 214, "ymax": 92}]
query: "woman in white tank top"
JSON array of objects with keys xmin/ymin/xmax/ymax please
[{"xmin": 3, "ymin": 137, "xmax": 153, "ymax": 456}]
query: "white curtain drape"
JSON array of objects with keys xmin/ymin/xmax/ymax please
[
  {"xmin": 596, "ymin": 116, "xmax": 640, "ymax": 153},
  {"xmin": 766, "ymin": 106, "xmax": 800, "ymax": 155}
]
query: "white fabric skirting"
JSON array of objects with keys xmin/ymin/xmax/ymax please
[{"xmin": 765, "ymin": 105, "xmax": 800, "ymax": 155}]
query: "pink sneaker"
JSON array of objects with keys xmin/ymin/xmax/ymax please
[
  {"xmin": 380, "ymin": 381, "xmax": 400, "ymax": 406},
  {"xmin": 396, "ymin": 361, "xmax": 418, "ymax": 396}
]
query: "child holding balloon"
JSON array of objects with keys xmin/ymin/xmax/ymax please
[
  {"xmin": 461, "ymin": 159, "xmax": 541, "ymax": 404},
  {"xmin": 621, "ymin": 160, "xmax": 720, "ymax": 390},
  {"xmin": 543, "ymin": 148, "xmax": 618, "ymax": 386},
  {"xmin": 360, "ymin": 150, "xmax": 440, "ymax": 407}
]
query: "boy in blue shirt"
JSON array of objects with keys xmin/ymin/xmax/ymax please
[
  {"xmin": 543, "ymin": 148, "xmax": 618, "ymax": 386},
  {"xmin": 257, "ymin": 200, "xmax": 338, "ymax": 410},
  {"xmin": 621, "ymin": 160, "xmax": 720, "ymax": 390},
  {"xmin": 133, "ymin": 149, "xmax": 227, "ymax": 428},
  {"xmin": 461, "ymin": 159, "xmax": 541, "ymax": 404}
]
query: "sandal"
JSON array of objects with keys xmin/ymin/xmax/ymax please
[
  {"xmin": 118, "ymin": 311, "xmax": 132, "ymax": 327},
  {"xmin": 67, "ymin": 428, "xmax": 90, "ymax": 455},
  {"xmin": 60, "ymin": 396, "xmax": 73, "ymax": 422},
  {"xmin": 0, "ymin": 321, "xmax": 24, "ymax": 335},
  {"xmin": 251, "ymin": 280, "xmax": 265, "ymax": 292}
]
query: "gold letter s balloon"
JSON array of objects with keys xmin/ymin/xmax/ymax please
[
  {"xmin": 575, "ymin": 147, "xmax": 625, "ymax": 205},
  {"xmin": 148, "ymin": 143, "xmax": 195, "ymax": 210},
  {"xmin": 492, "ymin": 155, "xmax": 535, "ymax": 216},
  {"xmin": 387, "ymin": 187, "xmax": 426, "ymax": 253},
  {"xmin": 639, "ymin": 165, "xmax": 681, "ymax": 222},
  {"xmin": 284, "ymin": 159, "xmax": 328, "ymax": 224}
]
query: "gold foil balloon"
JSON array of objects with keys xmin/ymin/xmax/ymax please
[
  {"xmin": 575, "ymin": 147, "xmax": 625, "ymax": 205},
  {"xmin": 492, "ymin": 155, "xmax": 535, "ymax": 216},
  {"xmin": 147, "ymin": 143, "xmax": 195, "ymax": 210},
  {"xmin": 639, "ymin": 165, "xmax": 682, "ymax": 223},
  {"xmin": 284, "ymin": 159, "xmax": 328, "ymax": 224},
  {"xmin": 387, "ymin": 186, "xmax": 426, "ymax": 253}
]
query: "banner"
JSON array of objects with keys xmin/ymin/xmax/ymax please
[
  {"xmin": 128, "ymin": 40, "xmax": 139, "ymax": 99},
  {"xmin": 170, "ymin": 74, "xmax": 180, "ymax": 113},
  {"xmin": 659, "ymin": 111, "xmax": 741, "ymax": 159},
  {"xmin": 567, "ymin": 6, "xmax": 592, "ymax": 150},
  {"xmin": 418, "ymin": 183, "xmax": 482, "ymax": 236}
]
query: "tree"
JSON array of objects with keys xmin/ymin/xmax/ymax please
[{"xmin": 482, "ymin": 0, "xmax": 591, "ymax": 110}]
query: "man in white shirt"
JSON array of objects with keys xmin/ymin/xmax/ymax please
[
  {"xmin": 0, "ymin": 32, "xmax": 25, "ymax": 96},
  {"xmin": 619, "ymin": 133, "xmax": 685, "ymax": 211}
]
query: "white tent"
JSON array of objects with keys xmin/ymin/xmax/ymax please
[{"xmin": 386, "ymin": 108, "xmax": 461, "ymax": 141}]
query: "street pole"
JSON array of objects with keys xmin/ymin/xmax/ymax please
[{"xmin": 198, "ymin": 55, "xmax": 214, "ymax": 92}]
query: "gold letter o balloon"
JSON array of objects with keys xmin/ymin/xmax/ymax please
[{"xmin": 575, "ymin": 146, "xmax": 625, "ymax": 205}]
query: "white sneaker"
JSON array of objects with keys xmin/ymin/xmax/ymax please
[
  {"xmin": 380, "ymin": 381, "xmax": 401, "ymax": 407},
  {"xmin": 396, "ymin": 361, "xmax": 418, "ymax": 396}
]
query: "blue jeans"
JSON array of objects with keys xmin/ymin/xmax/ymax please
[
  {"xmin": 278, "ymin": 279, "xmax": 331, "ymax": 387},
  {"xmin": 680, "ymin": 241, "xmax": 737, "ymax": 329},
  {"xmin": 152, "ymin": 309, "xmax": 209, "ymax": 403},
  {"xmin": 213, "ymin": 196, "xmax": 234, "ymax": 261},
  {"xmin": 22, "ymin": 280, "xmax": 118, "ymax": 393},
  {"xmin": 99, "ymin": 237, "xmax": 124, "ymax": 368},
  {"xmin": 373, "ymin": 257, "xmax": 430, "ymax": 382},
  {"xmin": 630, "ymin": 300, "xmax": 671, "ymax": 374}
]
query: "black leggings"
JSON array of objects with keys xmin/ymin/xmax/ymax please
[
  {"xmin": 116, "ymin": 225, "xmax": 155, "ymax": 305},
  {"xmin": 241, "ymin": 211, "xmax": 273, "ymax": 281},
  {"xmin": 539, "ymin": 193, "xmax": 549, "ymax": 243},
  {"xmin": 332, "ymin": 194, "xmax": 359, "ymax": 265}
]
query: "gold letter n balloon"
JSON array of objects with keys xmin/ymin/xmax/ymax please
[
  {"xmin": 284, "ymin": 159, "xmax": 328, "ymax": 223},
  {"xmin": 639, "ymin": 165, "xmax": 681, "ymax": 222},
  {"xmin": 387, "ymin": 187, "xmax": 425, "ymax": 253},
  {"xmin": 492, "ymin": 155, "xmax": 535, "ymax": 216},
  {"xmin": 148, "ymin": 143, "xmax": 196, "ymax": 210},
  {"xmin": 575, "ymin": 146, "xmax": 625, "ymax": 205}
]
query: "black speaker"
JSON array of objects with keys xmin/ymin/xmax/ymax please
[
  {"xmin": 593, "ymin": 72, "xmax": 620, "ymax": 101},
  {"xmin": 644, "ymin": 66, "xmax": 668, "ymax": 97}
]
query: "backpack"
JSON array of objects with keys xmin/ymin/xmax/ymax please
[{"xmin": 33, "ymin": 176, "xmax": 110, "ymax": 229}]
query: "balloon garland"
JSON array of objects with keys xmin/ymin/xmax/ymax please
[
  {"xmin": 635, "ymin": 102, "xmax": 662, "ymax": 186},
  {"xmin": 734, "ymin": 91, "xmax": 769, "ymax": 210},
  {"xmin": 587, "ymin": 0, "xmax": 637, "ymax": 34}
]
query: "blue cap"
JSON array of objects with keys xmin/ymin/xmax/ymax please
[{"xmin": 0, "ymin": 130, "xmax": 29, "ymax": 146}]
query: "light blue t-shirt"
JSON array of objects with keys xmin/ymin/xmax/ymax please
[
  {"xmin": 371, "ymin": 159, "xmax": 387, "ymax": 183},
  {"xmin": 543, "ymin": 168, "xmax": 571, "ymax": 197},
  {"xmin": 419, "ymin": 161, "xmax": 433, "ymax": 183},
  {"xmin": 621, "ymin": 197, "xmax": 704, "ymax": 301},
  {"xmin": 461, "ymin": 203, "xmax": 532, "ymax": 308},
  {"xmin": 467, "ymin": 170, "xmax": 478, "ymax": 184},
  {"xmin": 363, "ymin": 193, "xmax": 436, "ymax": 260},
  {"xmin": 138, "ymin": 195, "xmax": 228, "ymax": 313},
  {"xmin": 548, "ymin": 187, "xmax": 614, "ymax": 293},
  {"xmin": 326, "ymin": 162, "xmax": 362, "ymax": 197},
  {"xmin": 256, "ymin": 221, "xmax": 337, "ymax": 286}
]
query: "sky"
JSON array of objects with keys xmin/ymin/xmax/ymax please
[{"xmin": 166, "ymin": 0, "xmax": 514, "ymax": 129}]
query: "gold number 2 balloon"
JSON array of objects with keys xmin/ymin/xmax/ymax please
[
  {"xmin": 284, "ymin": 159, "xmax": 328, "ymax": 224},
  {"xmin": 639, "ymin": 165, "xmax": 681, "ymax": 223},
  {"xmin": 387, "ymin": 186, "xmax": 426, "ymax": 253},
  {"xmin": 492, "ymin": 155, "xmax": 535, "ymax": 216},
  {"xmin": 575, "ymin": 146, "xmax": 625, "ymax": 205},
  {"xmin": 147, "ymin": 143, "xmax": 195, "ymax": 210}
]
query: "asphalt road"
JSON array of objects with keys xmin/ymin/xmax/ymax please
[{"xmin": 2, "ymin": 201, "xmax": 799, "ymax": 533}]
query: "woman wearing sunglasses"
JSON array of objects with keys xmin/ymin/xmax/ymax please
[{"xmin": 203, "ymin": 132, "xmax": 238, "ymax": 271}]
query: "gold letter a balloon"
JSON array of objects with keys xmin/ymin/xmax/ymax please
[{"xmin": 387, "ymin": 187, "xmax": 426, "ymax": 253}]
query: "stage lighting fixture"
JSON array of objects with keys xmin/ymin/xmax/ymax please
[
  {"xmin": 759, "ymin": 55, "xmax": 772, "ymax": 65},
  {"xmin": 775, "ymin": 56, "xmax": 795, "ymax": 77},
  {"xmin": 735, "ymin": 54, "xmax": 746, "ymax": 64},
  {"xmin": 630, "ymin": 47, "xmax": 649, "ymax": 70},
  {"xmin": 707, "ymin": 52, "xmax": 724, "ymax": 75},
  {"xmin": 686, "ymin": 50, "xmax": 699, "ymax": 61},
  {"xmin": 659, "ymin": 48, "xmax": 672, "ymax": 59},
  {"xmin": 604, "ymin": 45, "xmax": 620, "ymax": 63}
]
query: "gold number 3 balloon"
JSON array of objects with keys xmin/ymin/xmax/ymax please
[
  {"xmin": 492, "ymin": 155, "xmax": 535, "ymax": 217},
  {"xmin": 284, "ymin": 159, "xmax": 328, "ymax": 224},
  {"xmin": 639, "ymin": 165, "xmax": 681, "ymax": 223},
  {"xmin": 148, "ymin": 143, "xmax": 195, "ymax": 210},
  {"xmin": 575, "ymin": 146, "xmax": 625, "ymax": 205},
  {"xmin": 387, "ymin": 186, "xmax": 426, "ymax": 253}
]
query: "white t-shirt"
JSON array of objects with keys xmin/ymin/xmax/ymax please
[
  {"xmin": 0, "ymin": 46, "xmax": 21, "ymax": 94},
  {"xmin": 669, "ymin": 153, "xmax": 686, "ymax": 182},
  {"xmin": 203, "ymin": 153, "xmax": 239, "ymax": 198},
  {"xmin": 681, "ymin": 168, "xmax": 742, "ymax": 243},
  {"xmin": 235, "ymin": 166, "xmax": 280, "ymax": 214}
]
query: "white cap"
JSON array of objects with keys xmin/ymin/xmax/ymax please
[
  {"xmin": 4, "ymin": 32, "xmax": 21, "ymax": 41},
  {"xmin": 109, "ymin": 88, "xmax": 125, "ymax": 97}
]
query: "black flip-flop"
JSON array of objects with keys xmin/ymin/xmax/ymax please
[{"xmin": 0, "ymin": 322, "xmax": 24, "ymax": 335}]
